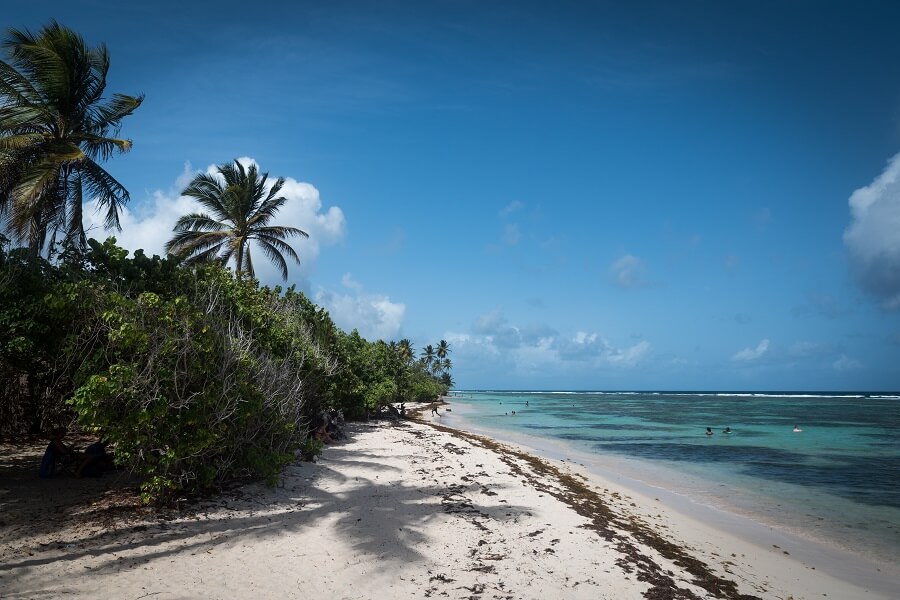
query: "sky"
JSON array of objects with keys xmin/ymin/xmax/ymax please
[{"xmin": 4, "ymin": 1, "xmax": 900, "ymax": 391}]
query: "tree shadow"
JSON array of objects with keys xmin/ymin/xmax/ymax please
[{"xmin": 1, "ymin": 423, "xmax": 528, "ymax": 594}]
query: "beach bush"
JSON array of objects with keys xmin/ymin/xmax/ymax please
[
  {"xmin": 1, "ymin": 236, "xmax": 451, "ymax": 501},
  {"xmin": 0, "ymin": 237, "xmax": 76, "ymax": 435},
  {"xmin": 64, "ymin": 258, "xmax": 328, "ymax": 502}
]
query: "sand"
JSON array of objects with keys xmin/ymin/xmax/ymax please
[{"xmin": 1, "ymin": 409, "xmax": 897, "ymax": 599}]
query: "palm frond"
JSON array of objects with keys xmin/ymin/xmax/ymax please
[
  {"xmin": 78, "ymin": 133, "xmax": 133, "ymax": 162},
  {"xmin": 0, "ymin": 131, "xmax": 45, "ymax": 150},
  {"xmin": 256, "ymin": 237, "xmax": 290, "ymax": 280},
  {"xmin": 77, "ymin": 157, "xmax": 129, "ymax": 230},
  {"xmin": 164, "ymin": 229, "xmax": 229, "ymax": 256},
  {"xmin": 181, "ymin": 242, "xmax": 227, "ymax": 266},
  {"xmin": 90, "ymin": 93, "xmax": 143, "ymax": 135},
  {"xmin": 171, "ymin": 212, "xmax": 226, "ymax": 233},
  {"xmin": 9, "ymin": 154, "xmax": 68, "ymax": 234},
  {"xmin": 255, "ymin": 232, "xmax": 301, "ymax": 265}
]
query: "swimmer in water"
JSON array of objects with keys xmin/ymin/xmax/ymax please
[
  {"xmin": 705, "ymin": 427, "xmax": 714, "ymax": 436},
  {"xmin": 793, "ymin": 425, "xmax": 802, "ymax": 432},
  {"xmin": 723, "ymin": 427, "xmax": 732, "ymax": 434}
]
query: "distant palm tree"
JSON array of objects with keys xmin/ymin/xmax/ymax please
[
  {"xmin": 165, "ymin": 160, "xmax": 308, "ymax": 280},
  {"xmin": 397, "ymin": 339, "xmax": 415, "ymax": 364},
  {"xmin": 0, "ymin": 21, "xmax": 143, "ymax": 255},
  {"xmin": 436, "ymin": 340, "xmax": 450, "ymax": 360},
  {"xmin": 430, "ymin": 360, "xmax": 443, "ymax": 376},
  {"xmin": 421, "ymin": 344, "xmax": 436, "ymax": 369},
  {"xmin": 441, "ymin": 358, "xmax": 452, "ymax": 373}
]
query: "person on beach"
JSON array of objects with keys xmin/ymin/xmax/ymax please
[
  {"xmin": 431, "ymin": 406, "xmax": 440, "ymax": 417},
  {"xmin": 314, "ymin": 421, "xmax": 335, "ymax": 444},
  {"xmin": 312, "ymin": 415, "xmax": 336, "ymax": 444},
  {"xmin": 793, "ymin": 424, "xmax": 802, "ymax": 432},
  {"xmin": 705, "ymin": 427, "xmax": 713, "ymax": 436},
  {"xmin": 76, "ymin": 439, "xmax": 113, "ymax": 477},
  {"xmin": 39, "ymin": 428, "xmax": 78, "ymax": 477}
]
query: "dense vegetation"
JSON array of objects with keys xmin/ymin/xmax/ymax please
[
  {"xmin": 0, "ymin": 236, "xmax": 450, "ymax": 501},
  {"xmin": 0, "ymin": 22, "xmax": 450, "ymax": 503}
]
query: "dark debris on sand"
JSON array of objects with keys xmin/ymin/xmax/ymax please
[{"xmin": 420, "ymin": 420, "xmax": 762, "ymax": 600}]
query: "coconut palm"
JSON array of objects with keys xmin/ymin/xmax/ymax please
[
  {"xmin": 397, "ymin": 339, "xmax": 415, "ymax": 364},
  {"xmin": 441, "ymin": 358, "xmax": 452, "ymax": 373},
  {"xmin": 430, "ymin": 360, "xmax": 443, "ymax": 376},
  {"xmin": 165, "ymin": 160, "xmax": 308, "ymax": 280},
  {"xmin": 0, "ymin": 21, "xmax": 142, "ymax": 255},
  {"xmin": 436, "ymin": 339, "xmax": 450, "ymax": 360},
  {"xmin": 421, "ymin": 344, "xmax": 436, "ymax": 369}
]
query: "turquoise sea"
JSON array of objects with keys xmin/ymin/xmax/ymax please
[{"xmin": 445, "ymin": 390, "xmax": 900, "ymax": 568}]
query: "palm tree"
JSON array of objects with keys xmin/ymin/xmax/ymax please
[
  {"xmin": 165, "ymin": 160, "xmax": 308, "ymax": 280},
  {"xmin": 436, "ymin": 340, "xmax": 450, "ymax": 360},
  {"xmin": 0, "ymin": 21, "xmax": 142, "ymax": 255},
  {"xmin": 430, "ymin": 360, "xmax": 443, "ymax": 376},
  {"xmin": 441, "ymin": 358, "xmax": 452, "ymax": 373},
  {"xmin": 397, "ymin": 339, "xmax": 415, "ymax": 365},
  {"xmin": 421, "ymin": 344, "xmax": 436, "ymax": 369}
]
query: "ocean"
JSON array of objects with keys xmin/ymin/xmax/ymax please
[{"xmin": 444, "ymin": 390, "xmax": 900, "ymax": 568}]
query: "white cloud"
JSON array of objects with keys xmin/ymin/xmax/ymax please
[
  {"xmin": 499, "ymin": 201, "xmax": 524, "ymax": 217},
  {"xmin": 573, "ymin": 331, "xmax": 598, "ymax": 345},
  {"xmin": 463, "ymin": 310, "xmax": 649, "ymax": 370},
  {"xmin": 83, "ymin": 169, "xmax": 198, "ymax": 258},
  {"xmin": 732, "ymin": 339, "xmax": 769, "ymax": 362},
  {"xmin": 604, "ymin": 340, "xmax": 651, "ymax": 366},
  {"xmin": 83, "ymin": 158, "xmax": 345, "ymax": 287},
  {"xmin": 503, "ymin": 223, "xmax": 521, "ymax": 245},
  {"xmin": 610, "ymin": 253, "xmax": 648, "ymax": 288},
  {"xmin": 473, "ymin": 309, "xmax": 523, "ymax": 348},
  {"xmin": 341, "ymin": 272, "xmax": 363, "ymax": 291},
  {"xmin": 844, "ymin": 152, "xmax": 900, "ymax": 310},
  {"xmin": 789, "ymin": 341, "xmax": 826, "ymax": 358},
  {"xmin": 315, "ymin": 274, "xmax": 405, "ymax": 341},
  {"xmin": 832, "ymin": 354, "xmax": 861, "ymax": 372}
]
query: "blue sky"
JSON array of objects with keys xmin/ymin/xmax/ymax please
[{"xmin": 5, "ymin": 1, "xmax": 900, "ymax": 391}]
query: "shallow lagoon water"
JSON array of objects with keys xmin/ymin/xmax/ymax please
[{"xmin": 447, "ymin": 390, "xmax": 900, "ymax": 567}]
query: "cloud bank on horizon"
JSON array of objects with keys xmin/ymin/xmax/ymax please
[{"xmin": 844, "ymin": 152, "xmax": 900, "ymax": 310}]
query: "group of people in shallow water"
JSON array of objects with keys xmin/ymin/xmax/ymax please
[
  {"xmin": 706, "ymin": 427, "xmax": 729, "ymax": 436},
  {"xmin": 705, "ymin": 425, "xmax": 802, "ymax": 436}
]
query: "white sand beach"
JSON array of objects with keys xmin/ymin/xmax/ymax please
[{"xmin": 1, "ymin": 411, "xmax": 896, "ymax": 599}]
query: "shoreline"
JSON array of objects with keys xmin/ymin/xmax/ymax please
[
  {"xmin": 435, "ymin": 399, "xmax": 900, "ymax": 598},
  {"xmin": 2, "ymin": 412, "xmax": 897, "ymax": 599}
]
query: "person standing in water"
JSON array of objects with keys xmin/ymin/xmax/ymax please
[
  {"xmin": 793, "ymin": 424, "xmax": 802, "ymax": 432},
  {"xmin": 705, "ymin": 427, "xmax": 714, "ymax": 436}
]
